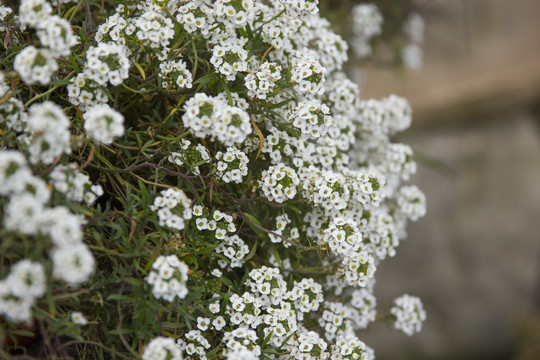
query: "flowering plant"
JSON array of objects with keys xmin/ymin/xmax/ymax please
[{"xmin": 0, "ymin": 0, "xmax": 427, "ymax": 358}]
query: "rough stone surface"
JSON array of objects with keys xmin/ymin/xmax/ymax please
[
  {"xmin": 361, "ymin": 113, "xmax": 540, "ymax": 359},
  {"xmin": 361, "ymin": 0, "xmax": 540, "ymax": 124},
  {"xmin": 350, "ymin": 2, "xmax": 540, "ymax": 358}
]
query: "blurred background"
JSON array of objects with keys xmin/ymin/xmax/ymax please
[{"xmin": 354, "ymin": 0, "xmax": 540, "ymax": 359}]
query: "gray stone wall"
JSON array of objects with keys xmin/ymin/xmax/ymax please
[{"xmin": 355, "ymin": 1, "xmax": 540, "ymax": 358}]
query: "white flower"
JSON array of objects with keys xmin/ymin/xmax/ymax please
[
  {"xmin": 71, "ymin": 311, "xmax": 88, "ymax": 325},
  {"xmin": 146, "ymin": 255, "xmax": 189, "ymax": 302},
  {"xmin": 14, "ymin": 46, "xmax": 58, "ymax": 85},
  {"xmin": 391, "ymin": 294, "xmax": 426, "ymax": 336},
  {"xmin": 151, "ymin": 189, "xmax": 192, "ymax": 231},
  {"xmin": 19, "ymin": 0, "xmax": 52, "ymax": 28},
  {"xmin": 143, "ymin": 337, "xmax": 182, "ymax": 360},
  {"xmin": 52, "ymin": 244, "xmax": 95, "ymax": 285},
  {"xmin": 6, "ymin": 260, "xmax": 46, "ymax": 299},
  {"xmin": 36, "ymin": 15, "xmax": 79, "ymax": 56},
  {"xmin": 26, "ymin": 101, "xmax": 71, "ymax": 165},
  {"xmin": 83, "ymin": 104, "xmax": 125, "ymax": 144}
]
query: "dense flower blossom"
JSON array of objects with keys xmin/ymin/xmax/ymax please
[
  {"xmin": 146, "ymin": 255, "xmax": 189, "ymax": 302},
  {"xmin": 83, "ymin": 104, "xmax": 125, "ymax": 144},
  {"xmin": 259, "ymin": 163, "xmax": 300, "ymax": 203},
  {"xmin": 151, "ymin": 188, "xmax": 193, "ymax": 231},
  {"xmin": 36, "ymin": 15, "xmax": 78, "ymax": 56},
  {"xmin": 14, "ymin": 46, "xmax": 58, "ymax": 85},
  {"xmin": 143, "ymin": 336, "xmax": 183, "ymax": 360},
  {"xmin": 25, "ymin": 101, "xmax": 71, "ymax": 164},
  {"xmin": 51, "ymin": 243, "xmax": 95, "ymax": 285},
  {"xmin": 215, "ymin": 146, "xmax": 249, "ymax": 183},
  {"xmin": 182, "ymin": 93, "xmax": 252, "ymax": 146},
  {"xmin": 0, "ymin": 0, "xmax": 428, "ymax": 356},
  {"xmin": 391, "ymin": 294, "xmax": 427, "ymax": 336},
  {"xmin": 350, "ymin": 4, "xmax": 383, "ymax": 58}
]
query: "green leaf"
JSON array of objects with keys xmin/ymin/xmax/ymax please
[
  {"xmin": 11, "ymin": 329, "xmax": 36, "ymax": 337},
  {"xmin": 244, "ymin": 241, "xmax": 258, "ymax": 262},
  {"xmin": 132, "ymin": 61, "xmax": 146, "ymax": 80},
  {"xmin": 243, "ymin": 212, "xmax": 266, "ymax": 237},
  {"xmin": 107, "ymin": 294, "xmax": 135, "ymax": 302}
]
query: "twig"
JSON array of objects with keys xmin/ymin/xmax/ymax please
[
  {"xmin": 58, "ymin": 340, "xmax": 132, "ymax": 360},
  {"xmin": 78, "ymin": 145, "xmax": 95, "ymax": 171}
]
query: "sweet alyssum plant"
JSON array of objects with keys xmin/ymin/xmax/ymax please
[{"xmin": 0, "ymin": 0, "xmax": 427, "ymax": 359}]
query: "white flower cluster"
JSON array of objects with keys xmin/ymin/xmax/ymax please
[
  {"xmin": 261, "ymin": 126, "xmax": 301, "ymax": 164},
  {"xmin": 0, "ymin": 73, "xmax": 26, "ymax": 132},
  {"xmin": 67, "ymin": 32, "xmax": 131, "ymax": 108},
  {"xmin": 259, "ymin": 163, "xmax": 300, "ymax": 203},
  {"xmin": 289, "ymin": 278, "xmax": 324, "ymax": 314},
  {"xmin": 325, "ymin": 74, "xmax": 361, "ymax": 117},
  {"xmin": 269, "ymin": 213, "xmax": 300, "ymax": 248},
  {"xmin": 285, "ymin": 328, "xmax": 329, "ymax": 360},
  {"xmin": 83, "ymin": 104, "xmax": 125, "ymax": 145},
  {"xmin": 279, "ymin": 0, "xmax": 319, "ymax": 17},
  {"xmin": 216, "ymin": 234, "xmax": 250, "ymax": 269},
  {"xmin": 175, "ymin": 0, "xmax": 214, "ymax": 36},
  {"xmin": 222, "ymin": 327, "xmax": 261, "ymax": 360},
  {"xmin": 151, "ymin": 188, "xmax": 193, "ymax": 231},
  {"xmin": 245, "ymin": 62, "xmax": 282, "ymax": 100},
  {"xmin": 0, "ymin": 260, "xmax": 46, "ymax": 323},
  {"xmin": 321, "ymin": 217, "xmax": 363, "ymax": 256},
  {"xmin": 0, "ymin": 151, "xmax": 95, "ymax": 286},
  {"xmin": 330, "ymin": 334, "xmax": 374, "ymax": 360},
  {"xmin": 340, "ymin": 249, "xmax": 376, "ymax": 288},
  {"xmin": 15, "ymin": 0, "xmax": 79, "ymax": 85},
  {"xmin": 390, "ymin": 294, "xmax": 427, "ymax": 336},
  {"xmin": 287, "ymin": 99, "xmax": 333, "ymax": 139},
  {"xmin": 24, "ymin": 101, "xmax": 71, "ymax": 165},
  {"xmin": 246, "ymin": 266, "xmax": 288, "ymax": 307},
  {"xmin": 182, "ymin": 92, "xmax": 252, "ymax": 146},
  {"xmin": 67, "ymin": 73, "xmax": 109, "ymax": 110},
  {"xmin": 142, "ymin": 336, "xmax": 183, "ymax": 360},
  {"xmin": 402, "ymin": 13, "xmax": 425, "ymax": 70},
  {"xmin": 168, "ymin": 139, "xmax": 210, "ymax": 175},
  {"xmin": 159, "ymin": 58, "xmax": 193, "ymax": 90},
  {"xmin": 318, "ymin": 301, "xmax": 356, "ymax": 341},
  {"xmin": 133, "ymin": 4, "xmax": 175, "ymax": 49},
  {"xmin": 299, "ymin": 166, "xmax": 350, "ymax": 212},
  {"xmin": 350, "ymin": 4, "xmax": 383, "ymax": 58},
  {"xmin": 49, "ymin": 163, "xmax": 104, "ymax": 205},
  {"xmin": 192, "ymin": 205, "xmax": 237, "ymax": 239},
  {"xmin": 396, "ymin": 185, "xmax": 427, "ymax": 221},
  {"xmin": 18, "ymin": 0, "xmax": 52, "ymax": 28},
  {"xmin": 215, "ymin": 146, "xmax": 249, "ymax": 183},
  {"xmin": 13, "ymin": 46, "xmax": 58, "ymax": 86},
  {"xmin": 85, "ymin": 43, "xmax": 130, "ymax": 86},
  {"xmin": 146, "ymin": 255, "xmax": 189, "ymax": 302},
  {"xmin": 36, "ymin": 15, "xmax": 79, "ymax": 56},
  {"xmin": 354, "ymin": 95, "xmax": 412, "ymax": 152},
  {"xmin": 350, "ymin": 288, "xmax": 377, "ymax": 329},
  {"xmin": 375, "ymin": 143, "xmax": 417, "ymax": 193},
  {"xmin": 0, "ymin": 5, "xmax": 12, "ymax": 32},
  {"xmin": 290, "ymin": 48, "xmax": 326, "ymax": 97},
  {"xmin": 226, "ymin": 292, "xmax": 263, "ymax": 329},
  {"xmin": 177, "ymin": 330, "xmax": 211, "ymax": 360},
  {"xmin": 262, "ymin": 301, "xmax": 298, "ymax": 347},
  {"xmin": 214, "ymin": 0, "xmax": 257, "ymax": 30},
  {"xmin": 210, "ymin": 36, "xmax": 248, "ymax": 81}
]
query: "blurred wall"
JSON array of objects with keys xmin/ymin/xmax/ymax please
[{"xmin": 356, "ymin": 1, "xmax": 540, "ymax": 359}]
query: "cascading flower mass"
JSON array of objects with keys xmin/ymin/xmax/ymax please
[{"xmin": 0, "ymin": 0, "xmax": 427, "ymax": 358}]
